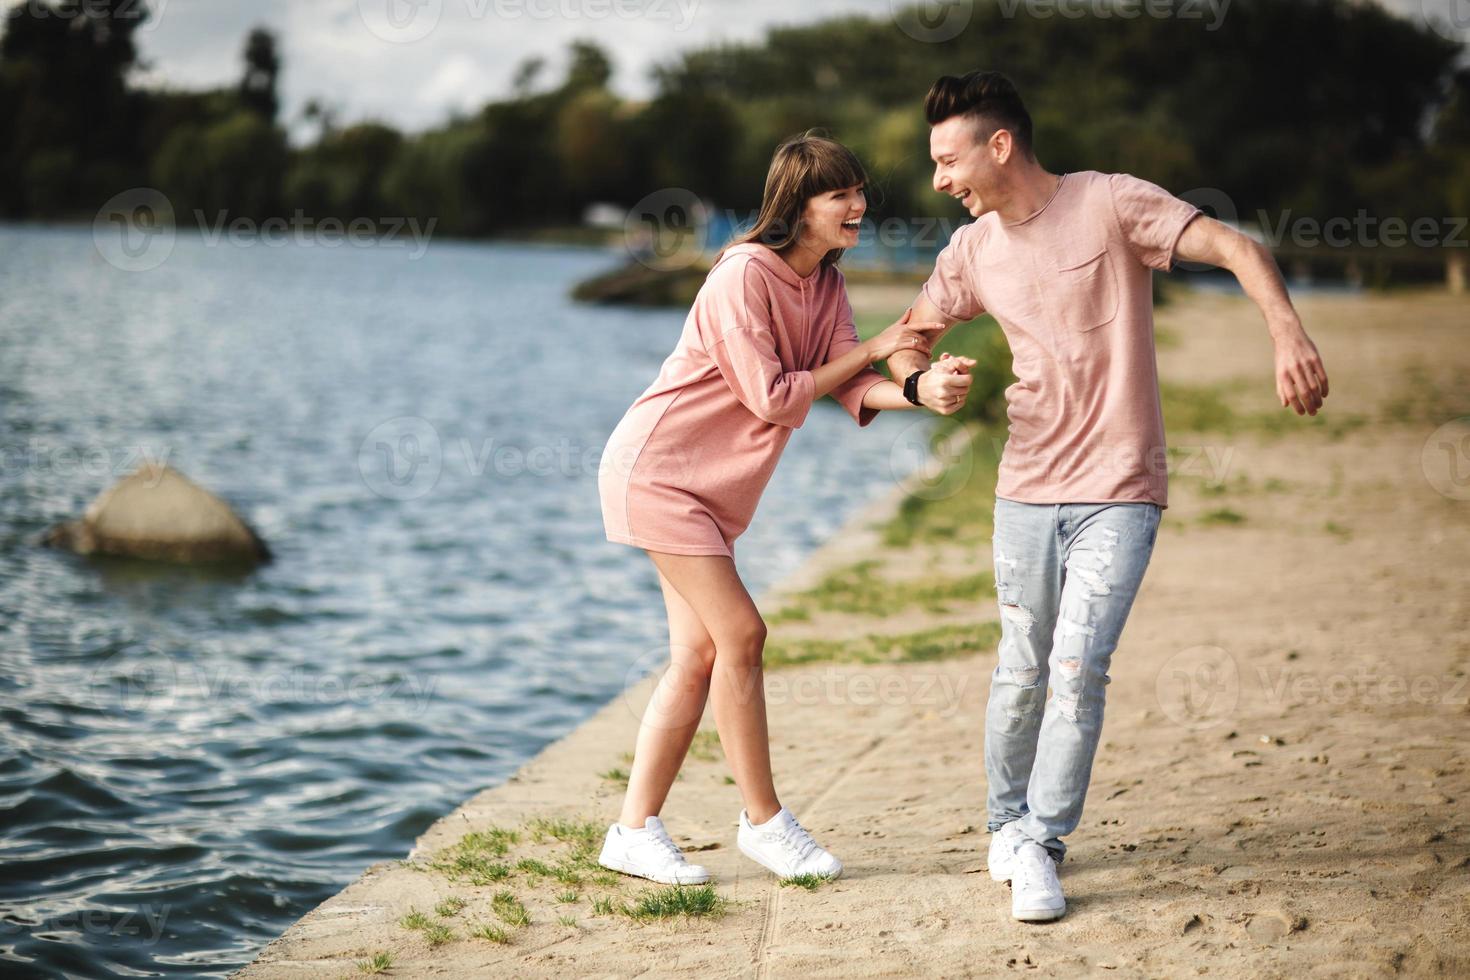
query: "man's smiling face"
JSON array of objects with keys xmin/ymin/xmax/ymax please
[{"xmin": 930, "ymin": 115, "xmax": 999, "ymax": 219}]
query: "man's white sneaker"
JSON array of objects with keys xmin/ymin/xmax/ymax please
[
  {"xmin": 737, "ymin": 807, "xmax": 842, "ymax": 880},
  {"xmin": 987, "ymin": 821, "xmax": 1025, "ymax": 882},
  {"xmin": 598, "ymin": 816, "xmax": 711, "ymax": 886},
  {"xmin": 1010, "ymin": 841, "xmax": 1066, "ymax": 922}
]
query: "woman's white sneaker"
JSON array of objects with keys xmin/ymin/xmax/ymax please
[
  {"xmin": 987, "ymin": 821, "xmax": 1025, "ymax": 882},
  {"xmin": 737, "ymin": 807, "xmax": 843, "ymax": 880},
  {"xmin": 598, "ymin": 816, "xmax": 711, "ymax": 885},
  {"xmin": 1010, "ymin": 841, "xmax": 1066, "ymax": 921}
]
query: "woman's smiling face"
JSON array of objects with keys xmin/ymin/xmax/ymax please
[{"xmin": 800, "ymin": 183, "xmax": 867, "ymax": 255}]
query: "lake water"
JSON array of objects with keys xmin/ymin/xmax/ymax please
[{"xmin": 0, "ymin": 226, "xmax": 929, "ymax": 977}]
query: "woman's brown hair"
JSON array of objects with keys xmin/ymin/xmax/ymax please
[{"xmin": 719, "ymin": 130, "xmax": 867, "ymax": 268}]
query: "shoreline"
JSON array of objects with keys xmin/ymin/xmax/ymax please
[{"xmin": 234, "ymin": 286, "xmax": 1469, "ymax": 978}]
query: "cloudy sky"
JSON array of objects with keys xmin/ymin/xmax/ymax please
[{"xmin": 53, "ymin": 0, "xmax": 1469, "ymax": 136}]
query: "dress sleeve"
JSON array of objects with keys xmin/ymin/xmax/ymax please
[
  {"xmin": 702, "ymin": 259, "xmax": 816, "ymax": 429},
  {"xmin": 1107, "ymin": 172, "xmax": 1203, "ymax": 271},
  {"xmin": 921, "ymin": 222, "xmax": 986, "ymax": 322},
  {"xmin": 824, "ymin": 284, "xmax": 886, "ymax": 428}
]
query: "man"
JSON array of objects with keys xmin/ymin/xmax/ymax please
[{"xmin": 886, "ymin": 71, "xmax": 1329, "ymax": 922}]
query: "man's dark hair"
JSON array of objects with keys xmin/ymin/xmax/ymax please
[{"xmin": 924, "ymin": 71, "xmax": 1034, "ymax": 158}]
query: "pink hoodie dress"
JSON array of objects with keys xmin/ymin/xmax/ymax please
[{"xmin": 598, "ymin": 243, "xmax": 888, "ymax": 558}]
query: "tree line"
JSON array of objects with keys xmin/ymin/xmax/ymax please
[{"xmin": 1, "ymin": 0, "xmax": 1466, "ymax": 243}]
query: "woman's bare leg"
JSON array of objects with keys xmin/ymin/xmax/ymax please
[
  {"xmin": 644, "ymin": 551, "xmax": 781, "ymax": 825},
  {"xmin": 618, "ymin": 567, "xmax": 718, "ymax": 827}
]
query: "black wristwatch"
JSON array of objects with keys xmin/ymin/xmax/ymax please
[{"xmin": 903, "ymin": 369, "xmax": 927, "ymax": 406}]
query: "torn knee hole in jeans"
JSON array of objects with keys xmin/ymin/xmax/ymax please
[
  {"xmin": 1058, "ymin": 656, "xmax": 1083, "ymax": 677},
  {"xmin": 1007, "ymin": 664, "xmax": 1042, "ymax": 688},
  {"xmin": 1000, "ymin": 600, "xmax": 1035, "ymax": 635},
  {"xmin": 1055, "ymin": 690, "xmax": 1082, "ymax": 722}
]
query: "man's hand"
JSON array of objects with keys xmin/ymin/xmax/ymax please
[
  {"xmin": 916, "ymin": 352, "xmax": 977, "ymax": 415},
  {"xmin": 1273, "ymin": 325, "xmax": 1329, "ymax": 416}
]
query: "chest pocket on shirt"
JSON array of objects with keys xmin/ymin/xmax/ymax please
[{"xmin": 1050, "ymin": 245, "xmax": 1119, "ymax": 332}]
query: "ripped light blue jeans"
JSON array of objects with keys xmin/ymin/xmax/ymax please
[{"xmin": 985, "ymin": 496, "xmax": 1162, "ymax": 865}]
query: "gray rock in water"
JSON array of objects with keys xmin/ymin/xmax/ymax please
[{"xmin": 42, "ymin": 462, "xmax": 272, "ymax": 566}]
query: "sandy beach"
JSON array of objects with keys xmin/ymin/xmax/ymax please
[{"xmin": 234, "ymin": 286, "xmax": 1469, "ymax": 979}]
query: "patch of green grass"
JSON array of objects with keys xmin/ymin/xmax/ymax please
[
  {"xmin": 625, "ymin": 884, "xmax": 728, "ymax": 921},
  {"xmin": 763, "ymin": 620, "xmax": 1001, "ymax": 670},
  {"xmin": 722, "ymin": 775, "xmax": 736, "ymax": 785},
  {"xmin": 687, "ymin": 728, "xmax": 722, "ymax": 762},
  {"xmin": 434, "ymin": 896, "xmax": 466, "ymax": 918},
  {"xmin": 767, "ymin": 559, "xmax": 995, "ymax": 624},
  {"xmin": 515, "ymin": 858, "xmax": 554, "ymax": 878},
  {"xmin": 1199, "ymin": 507, "xmax": 1246, "ymax": 526},
  {"xmin": 526, "ymin": 816, "xmax": 602, "ymax": 849},
  {"xmin": 470, "ymin": 922, "xmax": 511, "ymax": 944},
  {"xmin": 355, "ymin": 951, "xmax": 394, "ymax": 974},
  {"xmin": 1163, "ymin": 379, "xmax": 1369, "ymax": 440},
  {"xmin": 591, "ymin": 895, "xmax": 621, "ymax": 917},
  {"xmin": 491, "ymin": 891, "xmax": 531, "ymax": 928},
  {"xmin": 400, "ymin": 908, "xmax": 432, "ymax": 931},
  {"xmin": 780, "ymin": 873, "xmax": 836, "ymax": 891},
  {"xmin": 881, "ymin": 425, "xmax": 1006, "ymax": 548},
  {"xmin": 1324, "ymin": 520, "xmax": 1352, "ymax": 540},
  {"xmin": 556, "ymin": 889, "xmax": 580, "ymax": 904},
  {"xmin": 558, "ymin": 914, "xmax": 578, "ymax": 928},
  {"xmin": 599, "ymin": 767, "xmax": 630, "ymax": 786},
  {"xmin": 422, "ymin": 922, "xmax": 454, "ymax": 947}
]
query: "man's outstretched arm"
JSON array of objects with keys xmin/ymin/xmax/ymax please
[
  {"xmin": 1173, "ymin": 216, "xmax": 1329, "ymax": 416},
  {"xmin": 885, "ymin": 292, "xmax": 976, "ymax": 416}
]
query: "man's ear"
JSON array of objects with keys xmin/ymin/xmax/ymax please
[{"xmin": 990, "ymin": 129, "xmax": 1014, "ymax": 166}]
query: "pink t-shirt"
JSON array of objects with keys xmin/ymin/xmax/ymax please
[
  {"xmin": 599, "ymin": 243, "xmax": 888, "ymax": 557},
  {"xmin": 922, "ymin": 170, "xmax": 1201, "ymax": 509}
]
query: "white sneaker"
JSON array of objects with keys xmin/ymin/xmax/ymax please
[
  {"xmin": 987, "ymin": 822, "xmax": 1025, "ymax": 882},
  {"xmin": 737, "ymin": 807, "xmax": 843, "ymax": 880},
  {"xmin": 1010, "ymin": 841, "xmax": 1066, "ymax": 921},
  {"xmin": 598, "ymin": 816, "xmax": 711, "ymax": 886}
]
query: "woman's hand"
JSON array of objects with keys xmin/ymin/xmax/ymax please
[{"xmin": 866, "ymin": 308, "xmax": 947, "ymax": 363}]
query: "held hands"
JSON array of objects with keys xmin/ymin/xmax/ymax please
[
  {"xmin": 1273, "ymin": 325, "xmax": 1329, "ymax": 416},
  {"xmin": 918, "ymin": 352, "xmax": 977, "ymax": 416},
  {"xmin": 868, "ymin": 308, "xmax": 948, "ymax": 363}
]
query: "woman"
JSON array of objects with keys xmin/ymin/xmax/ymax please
[{"xmin": 596, "ymin": 133, "xmax": 950, "ymax": 885}]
